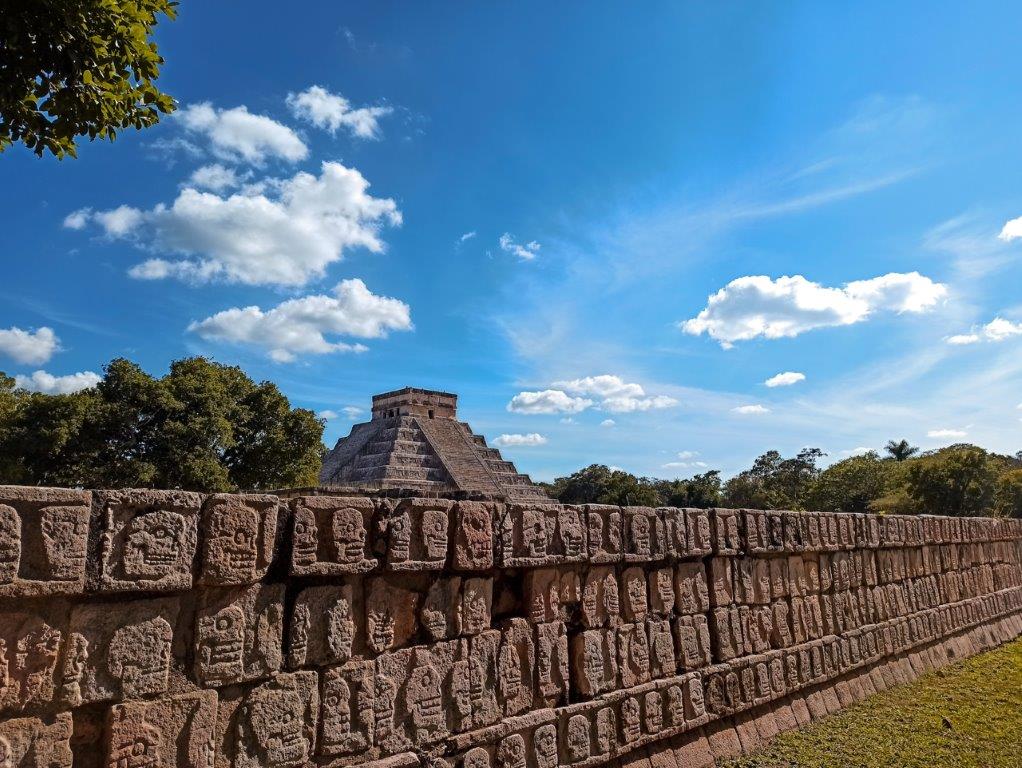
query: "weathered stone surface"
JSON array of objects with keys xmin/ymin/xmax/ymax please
[
  {"xmin": 366, "ymin": 578, "xmax": 420, "ymax": 654},
  {"xmin": 0, "ymin": 712, "xmax": 73, "ymax": 768},
  {"xmin": 318, "ymin": 661, "xmax": 374, "ymax": 759},
  {"xmin": 196, "ymin": 584, "xmax": 283, "ymax": 686},
  {"xmin": 198, "ymin": 493, "xmax": 278, "ymax": 586},
  {"xmin": 384, "ymin": 498, "xmax": 453, "ymax": 570},
  {"xmin": 95, "ymin": 489, "xmax": 202, "ymax": 593},
  {"xmin": 288, "ymin": 584, "xmax": 356, "ymax": 669},
  {"xmin": 454, "ymin": 502, "xmax": 496, "ymax": 570},
  {"xmin": 233, "ymin": 671, "xmax": 318, "ymax": 768},
  {"xmin": 105, "ymin": 689, "xmax": 217, "ymax": 768},
  {"xmin": 0, "ymin": 605, "xmax": 66, "ymax": 713},
  {"xmin": 290, "ymin": 496, "xmax": 378, "ymax": 575}
]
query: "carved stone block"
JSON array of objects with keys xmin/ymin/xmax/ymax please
[
  {"xmin": 385, "ymin": 498, "xmax": 453, "ymax": 570},
  {"xmin": 674, "ymin": 613, "xmax": 711, "ymax": 670},
  {"xmin": 318, "ymin": 661, "xmax": 374, "ymax": 758},
  {"xmin": 712, "ymin": 508, "xmax": 742, "ymax": 555},
  {"xmin": 621, "ymin": 567, "xmax": 648, "ymax": 622},
  {"xmin": 648, "ymin": 618, "xmax": 676, "ymax": 678},
  {"xmin": 676, "ymin": 561, "xmax": 710, "ymax": 614},
  {"xmin": 533, "ymin": 722, "xmax": 558, "ymax": 768},
  {"xmin": 502, "ymin": 504, "xmax": 584, "ymax": 566},
  {"xmin": 571, "ymin": 629, "xmax": 617, "ymax": 697},
  {"xmin": 650, "ymin": 566, "xmax": 676, "ymax": 616},
  {"xmin": 0, "ymin": 605, "xmax": 66, "ymax": 714},
  {"xmin": 623, "ymin": 507, "xmax": 665, "ymax": 561},
  {"xmin": 468, "ymin": 630, "xmax": 501, "ymax": 729},
  {"xmin": 708, "ymin": 557, "xmax": 734, "ymax": 607},
  {"xmin": 462, "ymin": 577, "xmax": 492, "ymax": 636},
  {"xmin": 535, "ymin": 622, "xmax": 568, "ymax": 706},
  {"xmin": 585, "ymin": 505, "xmax": 623, "ymax": 563},
  {"xmin": 290, "ymin": 496, "xmax": 377, "ymax": 575},
  {"xmin": 524, "ymin": 569, "xmax": 562, "ymax": 624},
  {"xmin": 234, "ymin": 671, "xmax": 318, "ymax": 768},
  {"xmin": 0, "ymin": 486, "xmax": 90, "ymax": 597},
  {"xmin": 0, "ymin": 712, "xmax": 72, "ymax": 768},
  {"xmin": 619, "ymin": 695, "xmax": 642, "ymax": 745},
  {"xmin": 581, "ymin": 566, "xmax": 620, "ymax": 628},
  {"xmin": 196, "ymin": 584, "xmax": 283, "ymax": 687},
  {"xmin": 453, "ymin": 502, "xmax": 495, "ymax": 570},
  {"xmin": 616, "ymin": 622, "xmax": 651, "ymax": 687},
  {"xmin": 96, "ymin": 489, "xmax": 201, "ymax": 592},
  {"xmin": 643, "ymin": 690, "xmax": 663, "ymax": 734},
  {"xmin": 686, "ymin": 508, "xmax": 713, "ymax": 556},
  {"xmin": 288, "ymin": 584, "xmax": 355, "ymax": 669},
  {"xmin": 565, "ymin": 712, "xmax": 592, "ymax": 762},
  {"xmin": 497, "ymin": 618, "xmax": 535, "ymax": 717},
  {"xmin": 421, "ymin": 577, "xmax": 462, "ymax": 641},
  {"xmin": 198, "ymin": 494, "xmax": 278, "ymax": 586},
  {"xmin": 366, "ymin": 579, "xmax": 420, "ymax": 654},
  {"xmin": 711, "ymin": 606, "xmax": 743, "ymax": 662},
  {"xmin": 64, "ymin": 598, "xmax": 177, "ymax": 705},
  {"xmin": 105, "ymin": 689, "xmax": 217, "ymax": 768},
  {"xmin": 497, "ymin": 733, "xmax": 526, "ymax": 768}
]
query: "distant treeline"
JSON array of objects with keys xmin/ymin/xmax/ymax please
[{"xmin": 541, "ymin": 442, "xmax": 1022, "ymax": 518}]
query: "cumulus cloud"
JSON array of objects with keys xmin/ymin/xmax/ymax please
[
  {"xmin": 491, "ymin": 433, "xmax": 548, "ymax": 447},
  {"xmin": 318, "ymin": 410, "xmax": 338, "ymax": 420},
  {"xmin": 506, "ymin": 389, "xmax": 593, "ymax": 414},
  {"xmin": 499, "ymin": 233, "xmax": 540, "ymax": 261},
  {"xmin": 551, "ymin": 375, "xmax": 679, "ymax": 413},
  {"xmin": 343, "ymin": 406, "xmax": 364, "ymax": 419},
  {"xmin": 600, "ymin": 419, "xmax": 616, "ymax": 428},
  {"xmin": 186, "ymin": 163, "xmax": 247, "ymax": 193},
  {"xmin": 732, "ymin": 404, "xmax": 770, "ymax": 415},
  {"xmin": 14, "ymin": 370, "xmax": 101, "ymax": 394},
  {"xmin": 70, "ymin": 162, "xmax": 401, "ymax": 287},
  {"xmin": 764, "ymin": 371, "xmax": 806, "ymax": 387},
  {"xmin": 176, "ymin": 102, "xmax": 307, "ymax": 165},
  {"xmin": 0, "ymin": 326, "xmax": 60, "ymax": 365},
  {"xmin": 681, "ymin": 272, "xmax": 947, "ymax": 346},
  {"xmin": 188, "ymin": 278, "xmax": 412, "ymax": 362},
  {"xmin": 998, "ymin": 216, "xmax": 1022, "ymax": 242},
  {"xmin": 287, "ymin": 85, "xmax": 392, "ymax": 139},
  {"xmin": 927, "ymin": 428, "xmax": 966, "ymax": 439},
  {"xmin": 945, "ymin": 317, "xmax": 1022, "ymax": 345},
  {"xmin": 62, "ymin": 209, "xmax": 90, "ymax": 230}
]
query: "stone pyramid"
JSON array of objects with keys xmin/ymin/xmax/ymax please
[{"xmin": 318, "ymin": 387, "xmax": 550, "ymax": 501}]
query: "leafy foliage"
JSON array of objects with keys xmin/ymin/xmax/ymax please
[
  {"xmin": 0, "ymin": 357, "xmax": 324, "ymax": 491},
  {"xmin": 0, "ymin": 0, "xmax": 178, "ymax": 158},
  {"xmin": 722, "ymin": 448, "xmax": 825, "ymax": 510},
  {"xmin": 884, "ymin": 438, "xmax": 920, "ymax": 462},
  {"xmin": 805, "ymin": 451, "xmax": 890, "ymax": 512}
]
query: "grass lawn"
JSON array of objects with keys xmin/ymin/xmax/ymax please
[{"xmin": 726, "ymin": 638, "xmax": 1022, "ymax": 768}]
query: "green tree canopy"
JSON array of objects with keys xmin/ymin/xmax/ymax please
[
  {"xmin": 903, "ymin": 445, "xmax": 999, "ymax": 517},
  {"xmin": 1, "ymin": 0, "xmax": 178, "ymax": 158},
  {"xmin": 884, "ymin": 438, "xmax": 920, "ymax": 462},
  {"xmin": 546, "ymin": 464, "xmax": 662, "ymax": 507},
  {"xmin": 0, "ymin": 357, "xmax": 324, "ymax": 491},
  {"xmin": 805, "ymin": 451, "xmax": 891, "ymax": 512},
  {"xmin": 722, "ymin": 448, "xmax": 825, "ymax": 510}
]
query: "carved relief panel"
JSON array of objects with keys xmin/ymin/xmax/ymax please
[
  {"xmin": 0, "ymin": 606, "xmax": 66, "ymax": 714},
  {"xmin": 198, "ymin": 494, "xmax": 278, "ymax": 586},
  {"xmin": 384, "ymin": 499, "xmax": 453, "ymax": 570},
  {"xmin": 290, "ymin": 496, "xmax": 377, "ymax": 575},
  {"xmin": 195, "ymin": 584, "xmax": 283, "ymax": 687},
  {"xmin": 288, "ymin": 584, "xmax": 355, "ymax": 668},
  {"xmin": 105, "ymin": 689, "xmax": 216, "ymax": 768},
  {"xmin": 234, "ymin": 671, "xmax": 318, "ymax": 768},
  {"xmin": 454, "ymin": 502, "xmax": 495, "ymax": 570}
]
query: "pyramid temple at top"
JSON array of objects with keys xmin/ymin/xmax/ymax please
[{"xmin": 318, "ymin": 387, "xmax": 550, "ymax": 501}]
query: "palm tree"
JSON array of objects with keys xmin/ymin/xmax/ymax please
[{"xmin": 885, "ymin": 439, "xmax": 919, "ymax": 462}]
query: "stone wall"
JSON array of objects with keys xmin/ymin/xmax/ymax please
[{"xmin": 0, "ymin": 485, "xmax": 1020, "ymax": 767}]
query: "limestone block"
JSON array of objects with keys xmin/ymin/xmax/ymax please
[
  {"xmin": 384, "ymin": 498, "xmax": 453, "ymax": 570},
  {"xmin": 711, "ymin": 508, "xmax": 741, "ymax": 555},
  {"xmin": 0, "ymin": 712, "xmax": 72, "ymax": 768},
  {"xmin": 95, "ymin": 489, "xmax": 202, "ymax": 593},
  {"xmin": 571, "ymin": 629, "xmax": 617, "ymax": 697},
  {"xmin": 497, "ymin": 733, "xmax": 527, "ymax": 768},
  {"xmin": 196, "ymin": 584, "xmax": 283, "ymax": 687},
  {"xmin": 563, "ymin": 711, "xmax": 593, "ymax": 762},
  {"xmin": 366, "ymin": 578, "xmax": 420, "ymax": 654},
  {"xmin": 586, "ymin": 505, "xmax": 624, "ymax": 563},
  {"xmin": 783, "ymin": 511, "xmax": 807, "ymax": 552},
  {"xmin": 648, "ymin": 618, "xmax": 677, "ymax": 678},
  {"xmin": 595, "ymin": 706, "xmax": 616, "ymax": 757},
  {"xmin": 533, "ymin": 722, "xmax": 558, "ymax": 768},
  {"xmin": 660, "ymin": 506, "xmax": 688, "ymax": 558},
  {"xmin": 524, "ymin": 569, "xmax": 562, "ymax": 624},
  {"xmin": 707, "ymin": 558, "xmax": 733, "ymax": 608},
  {"xmin": 468, "ymin": 630, "xmax": 501, "ymax": 729},
  {"xmin": 686, "ymin": 509, "xmax": 713, "ymax": 557},
  {"xmin": 650, "ymin": 566, "xmax": 676, "ymax": 616},
  {"xmin": 710, "ymin": 606, "xmax": 743, "ymax": 663},
  {"xmin": 617, "ymin": 622, "xmax": 651, "ymax": 687},
  {"xmin": 770, "ymin": 557, "xmax": 788, "ymax": 599},
  {"xmin": 496, "ymin": 618, "xmax": 535, "ymax": 716},
  {"xmin": 0, "ymin": 486, "xmax": 90, "ymax": 597},
  {"xmin": 673, "ymin": 614, "xmax": 711, "ymax": 670},
  {"xmin": 288, "ymin": 584, "xmax": 356, "ymax": 668},
  {"xmin": 290, "ymin": 496, "xmax": 377, "ymax": 575},
  {"xmin": 105, "ymin": 689, "xmax": 217, "ymax": 768},
  {"xmin": 619, "ymin": 695, "xmax": 642, "ymax": 746},
  {"xmin": 318, "ymin": 661, "xmax": 374, "ymax": 759},
  {"xmin": 622, "ymin": 567, "xmax": 649, "ymax": 622},
  {"xmin": 453, "ymin": 502, "xmax": 496, "ymax": 570},
  {"xmin": 461, "ymin": 577, "xmax": 492, "ymax": 636},
  {"xmin": 64, "ymin": 597, "xmax": 178, "ymax": 705},
  {"xmin": 502, "ymin": 503, "xmax": 583, "ymax": 566},
  {"xmin": 623, "ymin": 507, "xmax": 667, "ymax": 562},
  {"xmin": 0, "ymin": 604, "xmax": 66, "ymax": 713},
  {"xmin": 198, "ymin": 493, "xmax": 278, "ymax": 585},
  {"xmin": 535, "ymin": 622, "xmax": 568, "ymax": 706},
  {"xmin": 421, "ymin": 577, "xmax": 462, "ymax": 641},
  {"xmin": 234, "ymin": 671, "xmax": 318, "ymax": 768},
  {"xmin": 581, "ymin": 566, "xmax": 621, "ymax": 628}
]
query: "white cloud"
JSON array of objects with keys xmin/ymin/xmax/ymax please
[
  {"xmin": 927, "ymin": 428, "xmax": 966, "ymax": 439},
  {"xmin": 998, "ymin": 216, "xmax": 1022, "ymax": 242},
  {"xmin": 559, "ymin": 416, "xmax": 576, "ymax": 425},
  {"xmin": 343, "ymin": 406, "xmax": 364, "ymax": 419},
  {"xmin": 318, "ymin": 410, "xmax": 338, "ymax": 420},
  {"xmin": 459, "ymin": 231, "xmax": 477, "ymax": 243},
  {"xmin": 732, "ymin": 404, "xmax": 770, "ymax": 415},
  {"xmin": 187, "ymin": 163, "xmax": 246, "ymax": 193},
  {"xmin": 499, "ymin": 233, "xmax": 540, "ymax": 261},
  {"xmin": 842, "ymin": 446, "xmax": 874, "ymax": 456},
  {"xmin": 287, "ymin": 86, "xmax": 392, "ymax": 140},
  {"xmin": 0, "ymin": 327, "xmax": 60, "ymax": 365},
  {"xmin": 676, "ymin": 450, "xmax": 700, "ymax": 460},
  {"xmin": 764, "ymin": 371, "xmax": 806, "ymax": 388},
  {"xmin": 682, "ymin": 272, "xmax": 947, "ymax": 346},
  {"xmin": 176, "ymin": 102, "xmax": 307, "ymax": 165},
  {"xmin": 662, "ymin": 460, "xmax": 709, "ymax": 470},
  {"xmin": 14, "ymin": 370, "xmax": 100, "ymax": 394},
  {"xmin": 62, "ymin": 209, "xmax": 90, "ymax": 230},
  {"xmin": 492, "ymin": 433, "xmax": 548, "ymax": 447},
  {"xmin": 945, "ymin": 317, "xmax": 1022, "ymax": 345},
  {"xmin": 551, "ymin": 374, "xmax": 679, "ymax": 413},
  {"xmin": 72, "ymin": 162, "xmax": 400, "ymax": 287},
  {"xmin": 188, "ymin": 278, "xmax": 412, "ymax": 362},
  {"xmin": 600, "ymin": 419, "xmax": 616, "ymax": 428},
  {"xmin": 506, "ymin": 389, "xmax": 594, "ymax": 414}
]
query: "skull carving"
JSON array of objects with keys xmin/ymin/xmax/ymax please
[
  {"xmin": 60, "ymin": 633, "xmax": 88, "ymax": 705},
  {"xmin": 407, "ymin": 661, "xmax": 444, "ymax": 739},
  {"xmin": 629, "ymin": 512, "xmax": 651, "ymax": 556},
  {"xmin": 0, "ymin": 505, "xmax": 20, "ymax": 583},
  {"xmin": 331, "ymin": 508, "xmax": 366, "ymax": 564},
  {"xmin": 289, "ymin": 603, "xmax": 310, "ymax": 667},
  {"xmin": 621, "ymin": 697, "xmax": 641, "ymax": 743},
  {"xmin": 124, "ymin": 511, "xmax": 186, "ymax": 578},
  {"xmin": 557, "ymin": 508, "xmax": 584, "ymax": 558},
  {"xmin": 567, "ymin": 714, "xmax": 591, "ymax": 761},
  {"xmin": 422, "ymin": 580, "xmax": 457, "ymax": 640},
  {"xmin": 388, "ymin": 511, "xmax": 412, "ymax": 562},
  {"xmin": 40, "ymin": 506, "xmax": 87, "ymax": 580},
  {"xmin": 109, "ymin": 721, "xmax": 162, "ymax": 768},
  {"xmin": 463, "ymin": 747, "xmax": 490, "ymax": 768},
  {"xmin": 603, "ymin": 572, "xmax": 620, "ymax": 617},
  {"xmin": 207, "ymin": 503, "xmax": 260, "ymax": 581},
  {"xmin": 456, "ymin": 505, "xmax": 492, "ymax": 568},
  {"xmin": 462, "ymin": 579, "xmax": 490, "ymax": 635},
  {"xmin": 247, "ymin": 684, "xmax": 307, "ymax": 765},
  {"xmin": 421, "ymin": 509, "xmax": 449, "ymax": 561},
  {"xmin": 321, "ymin": 674, "xmax": 365, "ymax": 754},
  {"xmin": 326, "ymin": 594, "xmax": 355, "ymax": 662},
  {"xmin": 197, "ymin": 604, "xmax": 245, "ymax": 686},
  {"xmin": 644, "ymin": 691, "xmax": 663, "ymax": 733},
  {"xmin": 587, "ymin": 513, "xmax": 603, "ymax": 553},
  {"xmin": 534, "ymin": 724, "xmax": 557, "ymax": 768},
  {"xmin": 595, "ymin": 708, "xmax": 615, "ymax": 754},
  {"xmin": 291, "ymin": 508, "xmax": 318, "ymax": 567},
  {"xmin": 666, "ymin": 685, "xmax": 684, "ymax": 726},
  {"xmin": 497, "ymin": 734, "xmax": 526, "ymax": 768},
  {"xmin": 109, "ymin": 617, "xmax": 172, "ymax": 698},
  {"xmin": 497, "ymin": 642, "xmax": 522, "ymax": 704},
  {"xmin": 521, "ymin": 509, "xmax": 547, "ymax": 559}
]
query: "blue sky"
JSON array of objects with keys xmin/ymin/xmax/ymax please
[{"xmin": 3, "ymin": 2, "xmax": 1022, "ymax": 481}]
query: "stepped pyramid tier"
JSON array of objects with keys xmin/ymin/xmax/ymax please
[{"xmin": 317, "ymin": 387, "xmax": 551, "ymax": 501}]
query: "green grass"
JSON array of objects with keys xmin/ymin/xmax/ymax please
[{"xmin": 726, "ymin": 639, "xmax": 1022, "ymax": 768}]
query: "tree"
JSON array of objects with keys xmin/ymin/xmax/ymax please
[
  {"xmin": 1, "ymin": 0, "xmax": 178, "ymax": 158},
  {"xmin": 904, "ymin": 446, "xmax": 998, "ymax": 517},
  {"xmin": 884, "ymin": 439, "xmax": 919, "ymax": 462},
  {"xmin": 548, "ymin": 464, "xmax": 662, "ymax": 507},
  {"xmin": 655, "ymin": 471, "xmax": 723, "ymax": 509},
  {"xmin": 805, "ymin": 452, "xmax": 890, "ymax": 512},
  {"xmin": 723, "ymin": 448, "xmax": 825, "ymax": 510},
  {"xmin": 994, "ymin": 469, "xmax": 1022, "ymax": 518},
  {"xmin": 0, "ymin": 357, "xmax": 324, "ymax": 491}
]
